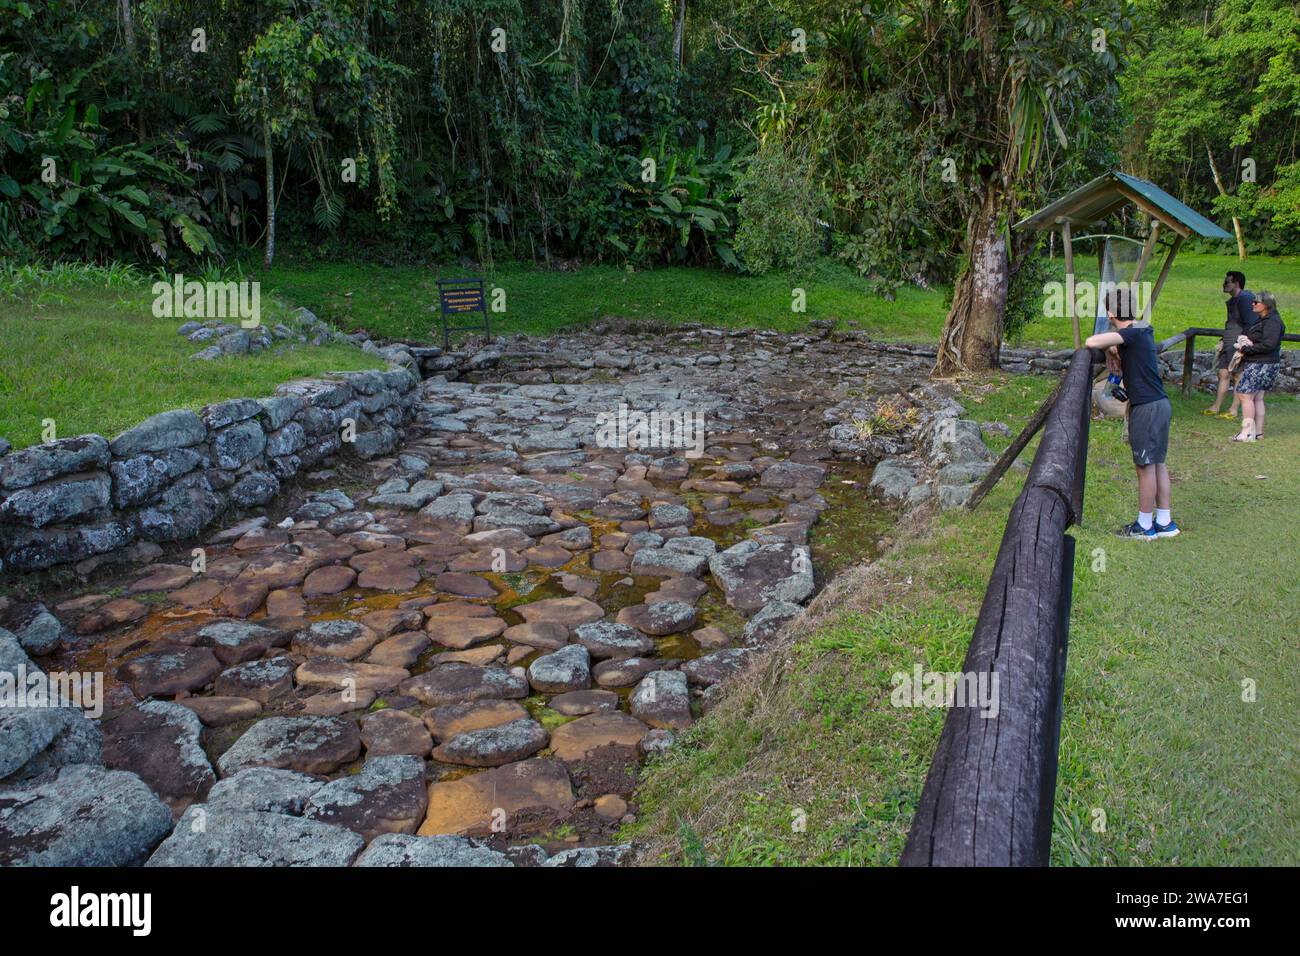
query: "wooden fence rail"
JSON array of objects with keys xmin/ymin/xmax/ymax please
[
  {"xmin": 900, "ymin": 347, "xmax": 1097, "ymax": 867},
  {"xmin": 1154, "ymin": 327, "xmax": 1300, "ymax": 396},
  {"xmin": 901, "ymin": 323, "xmax": 1296, "ymax": 865}
]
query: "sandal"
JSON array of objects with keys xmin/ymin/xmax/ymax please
[
  {"xmin": 1218, "ymin": 412, "xmax": 1237, "ymax": 421},
  {"xmin": 1232, "ymin": 433, "xmax": 1255, "ymax": 442},
  {"xmin": 1202, "ymin": 408, "xmax": 1220, "ymax": 416}
]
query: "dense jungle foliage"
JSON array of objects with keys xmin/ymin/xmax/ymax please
[{"xmin": 1, "ymin": 0, "xmax": 1296, "ymax": 286}]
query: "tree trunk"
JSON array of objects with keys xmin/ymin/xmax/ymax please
[
  {"xmin": 263, "ymin": 117, "xmax": 276, "ymax": 269},
  {"xmin": 1206, "ymin": 144, "xmax": 1245, "ymax": 260},
  {"xmin": 119, "ymin": 0, "xmax": 136, "ymax": 57},
  {"xmin": 119, "ymin": 0, "xmax": 141, "ymax": 136},
  {"xmin": 672, "ymin": 0, "xmax": 686, "ymax": 67},
  {"xmin": 933, "ymin": 186, "xmax": 1009, "ymax": 377}
]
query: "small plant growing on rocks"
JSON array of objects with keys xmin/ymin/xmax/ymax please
[{"xmin": 850, "ymin": 400, "xmax": 920, "ymax": 440}]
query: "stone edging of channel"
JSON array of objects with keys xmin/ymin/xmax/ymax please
[{"xmin": 0, "ymin": 360, "xmax": 424, "ymax": 575}]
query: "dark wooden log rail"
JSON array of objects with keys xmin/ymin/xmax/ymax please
[
  {"xmin": 900, "ymin": 347, "xmax": 1097, "ymax": 866},
  {"xmin": 902, "ymin": 323, "xmax": 1297, "ymax": 865}
]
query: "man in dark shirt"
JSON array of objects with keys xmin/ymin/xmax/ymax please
[
  {"xmin": 1205, "ymin": 270, "xmax": 1255, "ymax": 416},
  {"xmin": 1085, "ymin": 291, "xmax": 1178, "ymax": 539}
]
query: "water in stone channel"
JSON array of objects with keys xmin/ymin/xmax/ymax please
[{"xmin": 36, "ymin": 339, "xmax": 908, "ymax": 862}]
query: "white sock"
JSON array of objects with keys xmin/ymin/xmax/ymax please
[
  {"xmin": 1156, "ymin": 509, "xmax": 1171, "ymax": 526},
  {"xmin": 1138, "ymin": 512, "xmax": 1153, "ymax": 530}
]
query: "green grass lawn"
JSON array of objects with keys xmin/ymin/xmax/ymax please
[
  {"xmin": 261, "ymin": 250, "xmax": 1298, "ymax": 351},
  {"xmin": 259, "ymin": 253, "xmax": 944, "ymax": 341},
  {"xmin": 0, "ymin": 266, "xmax": 384, "ymax": 450},
  {"xmin": 1051, "ymin": 395, "xmax": 1300, "ymax": 865},
  {"xmin": 628, "ymin": 379, "xmax": 1300, "ymax": 865}
]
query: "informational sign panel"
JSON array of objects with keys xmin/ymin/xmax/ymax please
[{"xmin": 435, "ymin": 278, "xmax": 490, "ymax": 349}]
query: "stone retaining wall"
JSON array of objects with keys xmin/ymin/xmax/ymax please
[
  {"xmin": 407, "ymin": 326, "xmax": 1300, "ymax": 395},
  {"xmin": 814, "ymin": 336, "xmax": 1299, "ymax": 393},
  {"xmin": 0, "ymin": 363, "xmax": 422, "ymax": 575},
  {"xmin": 1008, "ymin": 343, "xmax": 1300, "ymax": 392}
]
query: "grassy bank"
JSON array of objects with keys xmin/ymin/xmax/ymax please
[
  {"xmin": 0, "ymin": 265, "xmax": 384, "ymax": 450},
  {"xmin": 260, "ymin": 255, "xmax": 943, "ymax": 342},
  {"xmin": 260, "ymin": 251, "xmax": 1298, "ymax": 349},
  {"xmin": 627, "ymin": 378, "xmax": 1300, "ymax": 865}
]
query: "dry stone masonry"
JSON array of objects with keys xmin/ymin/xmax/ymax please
[{"xmin": 0, "ymin": 363, "xmax": 420, "ymax": 574}]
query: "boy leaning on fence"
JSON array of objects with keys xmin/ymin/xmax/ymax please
[{"xmin": 1084, "ymin": 290, "xmax": 1180, "ymax": 540}]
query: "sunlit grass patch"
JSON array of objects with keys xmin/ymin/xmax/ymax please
[{"xmin": 0, "ymin": 264, "xmax": 385, "ymax": 448}]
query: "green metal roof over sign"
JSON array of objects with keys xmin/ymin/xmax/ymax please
[{"xmin": 1014, "ymin": 170, "xmax": 1234, "ymax": 240}]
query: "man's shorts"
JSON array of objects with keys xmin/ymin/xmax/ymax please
[
  {"xmin": 1128, "ymin": 397, "xmax": 1171, "ymax": 466},
  {"xmin": 1215, "ymin": 341, "xmax": 1235, "ymax": 371}
]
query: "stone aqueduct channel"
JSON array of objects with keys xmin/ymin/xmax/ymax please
[{"xmin": 0, "ymin": 324, "xmax": 987, "ymax": 866}]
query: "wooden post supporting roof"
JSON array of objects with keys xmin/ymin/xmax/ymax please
[
  {"xmin": 1142, "ymin": 233, "xmax": 1183, "ymax": 323},
  {"xmin": 1061, "ymin": 219, "xmax": 1077, "ymax": 348},
  {"xmin": 1132, "ymin": 219, "xmax": 1160, "ymax": 285}
]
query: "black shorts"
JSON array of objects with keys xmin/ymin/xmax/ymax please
[
  {"xmin": 1129, "ymin": 397, "xmax": 1171, "ymax": 466},
  {"xmin": 1215, "ymin": 333, "xmax": 1240, "ymax": 370}
]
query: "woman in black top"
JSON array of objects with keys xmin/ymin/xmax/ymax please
[{"xmin": 1233, "ymin": 290, "xmax": 1285, "ymax": 441}]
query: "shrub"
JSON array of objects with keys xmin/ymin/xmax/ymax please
[{"xmin": 734, "ymin": 142, "xmax": 824, "ymax": 274}]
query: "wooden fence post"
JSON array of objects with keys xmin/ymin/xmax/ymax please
[
  {"xmin": 1182, "ymin": 334, "xmax": 1196, "ymax": 396},
  {"xmin": 966, "ymin": 379, "xmax": 1062, "ymax": 512}
]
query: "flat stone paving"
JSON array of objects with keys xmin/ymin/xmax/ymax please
[{"xmin": 10, "ymin": 326, "xmax": 963, "ymax": 863}]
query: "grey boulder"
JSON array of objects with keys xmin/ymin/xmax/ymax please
[
  {"xmin": 110, "ymin": 409, "xmax": 207, "ymax": 457},
  {"xmin": 217, "ymin": 716, "xmax": 362, "ymax": 777},
  {"xmin": 101, "ymin": 701, "xmax": 215, "ymax": 815},
  {"xmin": 527, "ymin": 644, "xmax": 591, "ymax": 693},
  {"xmin": 1, "ymin": 602, "xmax": 68, "ymax": 655},
  {"xmin": 928, "ymin": 418, "xmax": 990, "ymax": 466},
  {"xmin": 629, "ymin": 670, "xmax": 693, "ymax": 730},
  {"xmin": 742, "ymin": 600, "xmax": 803, "ymax": 645},
  {"xmin": 0, "ymin": 435, "xmax": 109, "ymax": 491},
  {"xmin": 146, "ymin": 806, "xmax": 363, "ymax": 866},
  {"xmin": 868, "ymin": 459, "xmax": 920, "ymax": 502},
  {"xmin": 0, "ymin": 764, "xmax": 172, "ymax": 866},
  {"xmin": 205, "ymin": 767, "xmax": 325, "ymax": 816},
  {"xmin": 0, "ymin": 472, "xmax": 111, "ymax": 528},
  {"xmin": 0, "ymin": 705, "xmax": 101, "ymax": 783},
  {"xmin": 302, "ymin": 754, "xmax": 428, "ymax": 840},
  {"xmin": 354, "ymin": 833, "xmax": 514, "ymax": 867},
  {"xmin": 708, "ymin": 539, "xmax": 814, "ymax": 615}
]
